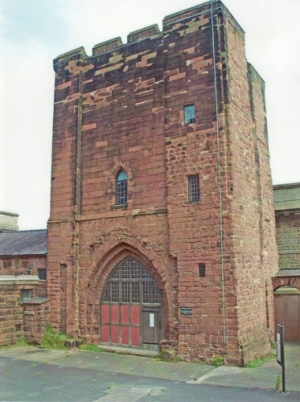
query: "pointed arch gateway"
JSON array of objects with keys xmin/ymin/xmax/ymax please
[{"xmin": 100, "ymin": 256, "xmax": 163, "ymax": 350}]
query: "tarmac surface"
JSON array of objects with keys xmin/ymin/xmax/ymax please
[{"xmin": 0, "ymin": 342, "xmax": 299, "ymax": 401}]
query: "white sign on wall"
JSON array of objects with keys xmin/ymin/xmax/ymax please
[{"xmin": 149, "ymin": 313, "xmax": 154, "ymax": 328}]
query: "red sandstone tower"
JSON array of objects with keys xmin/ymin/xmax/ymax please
[{"xmin": 47, "ymin": 1, "xmax": 278, "ymax": 365}]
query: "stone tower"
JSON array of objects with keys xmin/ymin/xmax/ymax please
[{"xmin": 47, "ymin": 1, "xmax": 278, "ymax": 365}]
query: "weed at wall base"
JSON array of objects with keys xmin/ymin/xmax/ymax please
[
  {"xmin": 245, "ymin": 353, "xmax": 276, "ymax": 368},
  {"xmin": 41, "ymin": 324, "xmax": 70, "ymax": 350},
  {"xmin": 276, "ymin": 374, "xmax": 281, "ymax": 391}
]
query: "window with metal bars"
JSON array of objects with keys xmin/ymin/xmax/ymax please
[
  {"xmin": 198, "ymin": 263, "xmax": 206, "ymax": 277},
  {"xmin": 184, "ymin": 104, "xmax": 195, "ymax": 124},
  {"xmin": 20, "ymin": 289, "xmax": 32, "ymax": 301},
  {"xmin": 38, "ymin": 269, "xmax": 47, "ymax": 280},
  {"xmin": 116, "ymin": 170, "xmax": 127, "ymax": 205},
  {"xmin": 188, "ymin": 174, "xmax": 200, "ymax": 202}
]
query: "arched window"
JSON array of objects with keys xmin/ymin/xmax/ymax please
[
  {"xmin": 116, "ymin": 170, "xmax": 127, "ymax": 205},
  {"xmin": 102, "ymin": 257, "xmax": 161, "ymax": 305}
]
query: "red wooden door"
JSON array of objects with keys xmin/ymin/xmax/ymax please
[{"xmin": 100, "ymin": 257, "xmax": 162, "ymax": 348}]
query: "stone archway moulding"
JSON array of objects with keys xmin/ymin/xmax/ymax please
[
  {"xmin": 83, "ymin": 240, "xmax": 177, "ymax": 343},
  {"xmin": 273, "ymin": 276, "xmax": 300, "ymax": 291},
  {"xmin": 88, "ymin": 242, "xmax": 171, "ymax": 305}
]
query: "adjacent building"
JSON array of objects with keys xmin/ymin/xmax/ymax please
[
  {"xmin": 0, "ymin": 227, "xmax": 49, "ymax": 345},
  {"xmin": 0, "ymin": 211, "xmax": 19, "ymax": 232},
  {"xmin": 273, "ymin": 183, "xmax": 300, "ymax": 341}
]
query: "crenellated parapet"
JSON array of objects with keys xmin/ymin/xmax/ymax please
[{"xmin": 53, "ymin": 1, "xmax": 245, "ymax": 68}]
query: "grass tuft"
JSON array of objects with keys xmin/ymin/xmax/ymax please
[
  {"xmin": 0, "ymin": 338, "xmax": 29, "ymax": 349},
  {"xmin": 78, "ymin": 343, "xmax": 103, "ymax": 353},
  {"xmin": 245, "ymin": 353, "xmax": 276, "ymax": 368},
  {"xmin": 15, "ymin": 338, "xmax": 29, "ymax": 347},
  {"xmin": 276, "ymin": 374, "xmax": 281, "ymax": 390},
  {"xmin": 41, "ymin": 324, "xmax": 71, "ymax": 350},
  {"xmin": 157, "ymin": 350, "xmax": 180, "ymax": 363},
  {"xmin": 211, "ymin": 356, "xmax": 224, "ymax": 367}
]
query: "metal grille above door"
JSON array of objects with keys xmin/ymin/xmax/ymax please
[{"xmin": 101, "ymin": 257, "xmax": 163, "ymax": 349}]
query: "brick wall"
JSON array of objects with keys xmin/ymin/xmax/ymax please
[
  {"xmin": 0, "ymin": 256, "xmax": 46, "ymax": 276},
  {"xmin": 48, "ymin": 1, "xmax": 278, "ymax": 364},
  {"xmin": 273, "ymin": 183, "xmax": 300, "ymax": 270},
  {"xmin": 275, "ymin": 213, "xmax": 300, "ymax": 269},
  {"xmin": 0, "ymin": 256, "xmax": 47, "ymax": 297}
]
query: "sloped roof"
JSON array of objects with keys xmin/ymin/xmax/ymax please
[
  {"xmin": 275, "ymin": 269, "xmax": 300, "ymax": 277},
  {"xmin": 273, "ymin": 182, "xmax": 300, "ymax": 211},
  {"xmin": 0, "ymin": 230, "xmax": 47, "ymax": 256}
]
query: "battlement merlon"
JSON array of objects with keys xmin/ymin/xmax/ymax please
[
  {"xmin": 53, "ymin": 0, "xmax": 246, "ymax": 69},
  {"xmin": 127, "ymin": 24, "xmax": 160, "ymax": 43},
  {"xmin": 53, "ymin": 47, "xmax": 88, "ymax": 73},
  {"xmin": 93, "ymin": 37, "xmax": 123, "ymax": 56},
  {"xmin": 163, "ymin": 0, "xmax": 244, "ymax": 36}
]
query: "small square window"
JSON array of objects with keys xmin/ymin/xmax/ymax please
[
  {"xmin": 3, "ymin": 260, "xmax": 12, "ymax": 268},
  {"xmin": 184, "ymin": 104, "xmax": 195, "ymax": 124},
  {"xmin": 199, "ymin": 263, "xmax": 206, "ymax": 277},
  {"xmin": 20, "ymin": 289, "xmax": 32, "ymax": 301},
  {"xmin": 38, "ymin": 269, "xmax": 47, "ymax": 280},
  {"xmin": 188, "ymin": 175, "xmax": 200, "ymax": 202}
]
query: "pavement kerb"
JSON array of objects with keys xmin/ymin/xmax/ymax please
[
  {"xmin": 0, "ymin": 342, "xmax": 299, "ymax": 393},
  {"xmin": 188, "ymin": 366, "xmax": 244, "ymax": 384}
]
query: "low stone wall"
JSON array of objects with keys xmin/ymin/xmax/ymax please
[
  {"xmin": 23, "ymin": 299, "xmax": 50, "ymax": 344},
  {"xmin": 0, "ymin": 276, "xmax": 49, "ymax": 346},
  {"xmin": 0, "ymin": 285, "xmax": 24, "ymax": 345}
]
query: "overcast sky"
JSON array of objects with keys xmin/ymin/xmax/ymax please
[{"xmin": 0, "ymin": 0, "xmax": 299, "ymax": 230}]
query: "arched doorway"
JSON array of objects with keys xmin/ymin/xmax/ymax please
[{"xmin": 100, "ymin": 256, "xmax": 163, "ymax": 350}]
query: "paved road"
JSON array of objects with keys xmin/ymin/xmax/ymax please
[{"xmin": 0, "ymin": 347, "xmax": 299, "ymax": 402}]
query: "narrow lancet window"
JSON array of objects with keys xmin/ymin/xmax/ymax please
[{"xmin": 116, "ymin": 170, "xmax": 127, "ymax": 205}]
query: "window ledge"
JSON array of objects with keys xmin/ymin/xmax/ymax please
[{"xmin": 111, "ymin": 204, "xmax": 128, "ymax": 210}]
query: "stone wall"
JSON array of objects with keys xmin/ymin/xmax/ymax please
[
  {"xmin": 0, "ymin": 284, "xmax": 24, "ymax": 345},
  {"xmin": 0, "ymin": 255, "xmax": 48, "ymax": 345},
  {"xmin": 0, "ymin": 277, "xmax": 39, "ymax": 345},
  {"xmin": 23, "ymin": 299, "xmax": 50, "ymax": 344},
  {"xmin": 275, "ymin": 213, "xmax": 300, "ymax": 269},
  {"xmin": 0, "ymin": 256, "xmax": 46, "ymax": 275},
  {"xmin": 48, "ymin": 1, "xmax": 278, "ymax": 365},
  {"xmin": 223, "ymin": 20, "xmax": 278, "ymax": 361},
  {"xmin": 0, "ymin": 256, "xmax": 47, "ymax": 297},
  {"xmin": 274, "ymin": 183, "xmax": 300, "ymax": 270}
]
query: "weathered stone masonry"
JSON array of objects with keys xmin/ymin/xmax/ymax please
[
  {"xmin": 48, "ymin": 1, "xmax": 278, "ymax": 365},
  {"xmin": 0, "ymin": 230, "xmax": 49, "ymax": 346}
]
